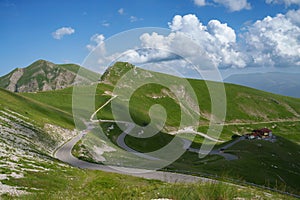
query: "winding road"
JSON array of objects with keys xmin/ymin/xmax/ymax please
[
  {"xmin": 54, "ymin": 125, "xmax": 213, "ymax": 183},
  {"xmin": 55, "ymin": 94, "xmax": 242, "ymax": 183}
]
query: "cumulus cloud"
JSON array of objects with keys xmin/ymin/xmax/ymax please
[
  {"xmin": 52, "ymin": 27, "xmax": 75, "ymax": 40},
  {"xmin": 140, "ymin": 14, "xmax": 246, "ymax": 68},
  {"xmin": 194, "ymin": 0, "xmax": 206, "ymax": 6},
  {"xmin": 86, "ymin": 34, "xmax": 105, "ymax": 51},
  {"xmin": 213, "ymin": 0, "xmax": 251, "ymax": 11},
  {"xmin": 194, "ymin": 0, "xmax": 251, "ymax": 11},
  {"xmin": 138, "ymin": 11, "xmax": 300, "ymax": 69},
  {"xmin": 266, "ymin": 0, "xmax": 300, "ymax": 6},
  {"xmin": 88, "ymin": 10, "xmax": 300, "ymax": 73},
  {"xmin": 244, "ymin": 9, "xmax": 300, "ymax": 67}
]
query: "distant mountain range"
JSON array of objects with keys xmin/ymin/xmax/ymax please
[
  {"xmin": 0, "ymin": 60, "xmax": 99, "ymax": 92},
  {"xmin": 224, "ymin": 72, "xmax": 300, "ymax": 98}
]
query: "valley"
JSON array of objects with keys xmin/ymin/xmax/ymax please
[{"xmin": 0, "ymin": 61, "xmax": 299, "ymax": 199}]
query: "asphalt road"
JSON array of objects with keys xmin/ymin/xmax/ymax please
[
  {"xmin": 54, "ymin": 130, "xmax": 214, "ymax": 183},
  {"xmin": 188, "ymin": 136, "xmax": 245, "ymax": 161},
  {"xmin": 55, "ymin": 95, "xmax": 242, "ymax": 183}
]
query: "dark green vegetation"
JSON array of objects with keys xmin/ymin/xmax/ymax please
[
  {"xmin": 168, "ymin": 136, "xmax": 300, "ymax": 194},
  {"xmin": 0, "ymin": 59, "xmax": 99, "ymax": 93},
  {"xmin": 2, "ymin": 61, "xmax": 299, "ymax": 198}
]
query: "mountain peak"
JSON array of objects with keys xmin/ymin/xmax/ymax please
[
  {"xmin": 0, "ymin": 60, "xmax": 99, "ymax": 92},
  {"xmin": 29, "ymin": 59, "xmax": 56, "ymax": 69},
  {"xmin": 101, "ymin": 62, "xmax": 135, "ymax": 85}
]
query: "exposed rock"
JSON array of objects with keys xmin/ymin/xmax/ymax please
[
  {"xmin": 17, "ymin": 79, "xmax": 39, "ymax": 92},
  {"xmin": 0, "ymin": 108, "xmax": 71, "ymax": 196},
  {"xmin": 7, "ymin": 68, "xmax": 24, "ymax": 92},
  {"xmin": 44, "ymin": 123, "xmax": 77, "ymax": 153}
]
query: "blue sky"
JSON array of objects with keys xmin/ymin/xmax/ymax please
[{"xmin": 1, "ymin": 0, "xmax": 300, "ymax": 77}]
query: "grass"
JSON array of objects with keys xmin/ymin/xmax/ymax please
[
  {"xmin": 75, "ymin": 120, "xmax": 300, "ymax": 195},
  {"xmin": 0, "ymin": 88, "xmax": 74, "ymax": 129},
  {"xmin": 21, "ymin": 62, "xmax": 300, "ymax": 133},
  {"xmin": 198, "ymin": 121, "xmax": 300, "ymax": 144},
  {"xmin": 1, "ymin": 161, "xmax": 296, "ymax": 200},
  {"xmin": 5, "ymin": 61, "xmax": 300, "ymax": 197},
  {"xmin": 75, "ymin": 62, "xmax": 300, "ymax": 195},
  {"xmin": 166, "ymin": 136, "xmax": 300, "ymax": 195}
]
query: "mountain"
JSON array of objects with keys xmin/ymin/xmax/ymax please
[
  {"xmin": 224, "ymin": 72, "xmax": 300, "ymax": 98},
  {"xmin": 1, "ymin": 61, "xmax": 300, "ymax": 197},
  {"xmin": 100, "ymin": 62, "xmax": 300, "ymax": 125},
  {"xmin": 80, "ymin": 62, "xmax": 300, "ymax": 193},
  {"xmin": 0, "ymin": 59, "xmax": 99, "ymax": 92},
  {"xmin": 0, "ymin": 86, "xmax": 286, "ymax": 199}
]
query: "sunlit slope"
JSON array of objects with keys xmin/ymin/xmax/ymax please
[
  {"xmin": 0, "ymin": 88, "xmax": 74, "ymax": 129},
  {"xmin": 22, "ymin": 61, "xmax": 300, "ymax": 138}
]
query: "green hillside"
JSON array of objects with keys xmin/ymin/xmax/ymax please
[
  {"xmin": 22, "ymin": 61, "xmax": 300, "ymax": 144},
  {"xmin": 0, "ymin": 60, "xmax": 99, "ymax": 93},
  {"xmin": 19, "ymin": 62, "xmax": 300, "ymax": 195},
  {"xmin": 24, "ymin": 62, "xmax": 300, "ymax": 126},
  {"xmin": 0, "ymin": 83, "xmax": 293, "ymax": 199},
  {"xmin": 0, "ymin": 88, "xmax": 74, "ymax": 129},
  {"xmin": 3, "ymin": 165, "xmax": 293, "ymax": 200},
  {"xmin": 83, "ymin": 62, "xmax": 300, "ymax": 194}
]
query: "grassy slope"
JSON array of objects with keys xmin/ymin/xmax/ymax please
[
  {"xmin": 0, "ymin": 88, "xmax": 291, "ymax": 199},
  {"xmin": 22, "ymin": 61, "xmax": 300, "ymax": 142},
  {"xmin": 18, "ymin": 62, "xmax": 300, "ymax": 195},
  {"xmin": 2, "ymin": 164, "xmax": 294, "ymax": 200},
  {"xmin": 0, "ymin": 88, "xmax": 74, "ymax": 129},
  {"xmin": 167, "ymin": 136, "xmax": 300, "ymax": 194},
  {"xmin": 23, "ymin": 62, "xmax": 300, "ymax": 129}
]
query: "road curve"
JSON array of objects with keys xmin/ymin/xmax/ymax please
[
  {"xmin": 54, "ymin": 130, "xmax": 214, "ymax": 183},
  {"xmin": 55, "ymin": 94, "xmax": 240, "ymax": 183}
]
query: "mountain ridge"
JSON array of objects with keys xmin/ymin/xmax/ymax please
[
  {"xmin": 0, "ymin": 59, "xmax": 99, "ymax": 93},
  {"xmin": 225, "ymin": 72, "xmax": 300, "ymax": 98}
]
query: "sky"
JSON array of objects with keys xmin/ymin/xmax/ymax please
[{"xmin": 1, "ymin": 0, "xmax": 300, "ymax": 78}]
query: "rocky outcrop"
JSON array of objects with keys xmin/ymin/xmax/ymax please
[{"xmin": 7, "ymin": 68, "xmax": 24, "ymax": 92}]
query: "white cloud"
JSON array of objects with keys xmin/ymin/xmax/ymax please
[
  {"xmin": 102, "ymin": 21, "xmax": 110, "ymax": 27},
  {"xmin": 266, "ymin": 0, "xmax": 300, "ymax": 6},
  {"xmin": 194, "ymin": 0, "xmax": 206, "ymax": 6},
  {"xmin": 87, "ymin": 11, "xmax": 300, "ymax": 73},
  {"xmin": 244, "ymin": 9, "xmax": 300, "ymax": 67},
  {"xmin": 138, "ymin": 11, "xmax": 300, "ymax": 69},
  {"xmin": 130, "ymin": 16, "xmax": 138, "ymax": 22},
  {"xmin": 86, "ymin": 34, "xmax": 105, "ymax": 51},
  {"xmin": 52, "ymin": 27, "xmax": 75, "ymax": 40},
  {"xmin": 141, "ymin": 14, "xmax": 246, "ymax": 68},
  {"xmin": 129, "ymin": 16, "xmax": 143, "ymax": 22},
  {"xmin": 287, "ymin": 9, "xmax": 300, "ymax": 25},
  {"xmin": 213, "ymin": 0, "xmax": 251, "ymax": 11},
  {"xmin": 194, "ymin": 0, "xmax": 251, "ymax": 11},
  {"xmin": 118, "ymin": 8, "xmax": 124, "ymax": 15}
]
